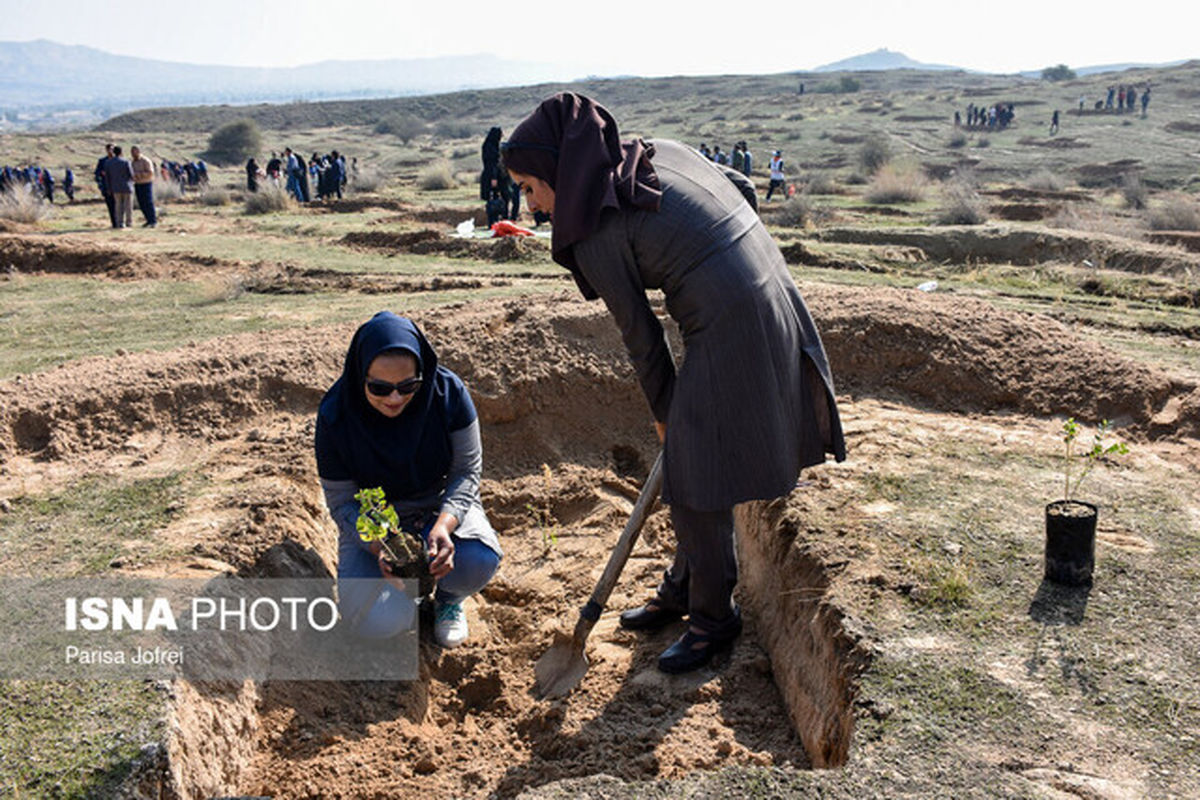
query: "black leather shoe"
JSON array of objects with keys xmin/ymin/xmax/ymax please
[
  {"xmin": 656, "ymin": 618, "xmax": 742, "ymax": 674},
  {"xmin": 618, "ymin": 601, "xmax": 684, "ymax": 631}
]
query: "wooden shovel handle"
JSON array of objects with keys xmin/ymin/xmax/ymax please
[{"xmin": 576, "ymin": 450, "xmax": 664, "ymax": 630}]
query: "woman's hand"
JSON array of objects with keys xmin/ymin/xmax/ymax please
[{"xmin": 426, "ymin": 521, "xmax": 456, "ymax": 579}]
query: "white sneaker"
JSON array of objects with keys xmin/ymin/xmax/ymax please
[{"xmin": 434, "ymin": 600, "xmax": 468, "ymax": 648}]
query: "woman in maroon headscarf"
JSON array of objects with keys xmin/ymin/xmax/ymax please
[{"xmin": 503, "ymin": 93, "xmax": 845, "ymax": 674}]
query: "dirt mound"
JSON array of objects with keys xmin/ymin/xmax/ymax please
[
  {"xmin": 806, "ymin": 284, "xmax": 1186, "ymax": 429},
  {"xmin": 989, "ymin": 202, "xmax": 1056, "ymax": 221},
  {"xmin": 816, "ymin": 224, "xmax": 1200, "ymax": 276},
  {"xmin": 340, "ymin": 229, "xmax": 549, "ymax": 263},
  {"xmin": 4, "ymin": 290, "xmax": 1195, "ymax": 476},
  {"xmin": 1147, "ymin": 231, "xmax": 1200, "ymax": 253},
  {"xmin": 1164, "ymin": 120, "xmax": 1200, "ymax": 134},
  {"xmin": 309, "ymin": 197, "xmax": 409, "ymax": 213},
  {"xmin": 0, "ymin": 234, "xmax": 171, "ymax": 279},
  {"xmin": 1018, "ymin": 136, "xmax": 1091, "ymax": 149},
  {"xmin": 1076, "ymin": 160, "xmax": 1142, "ymax": 188},
  {"xmin": 984, "ymin": 187, "xmax": 1092, "ymax": 203},
  {"xmin": 241, "ymin": 264, "xmax": 504, "ymax": 295}
]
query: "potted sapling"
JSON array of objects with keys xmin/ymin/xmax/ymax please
[
  {"xmin": 1044, "ymin": 418, "xmax": 1129, "ymax": 586},
  {"xmin": 355, "ymin": 487, "xmax": 433, "ymax": 596}
]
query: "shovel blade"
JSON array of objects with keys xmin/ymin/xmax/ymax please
[{"xmin": 533, "ymin": 630, "xmax": 589, "ymax": 699}]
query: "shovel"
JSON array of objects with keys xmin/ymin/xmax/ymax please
[{"xmin": 534, "ymin": 450, "xmax": 664, "ymax": 699}]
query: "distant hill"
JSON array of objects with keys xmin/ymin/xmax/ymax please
[
  {"xmin": 0, "ymin": 39, "xmax": 574, "ymax": 130},
  {"xmin": 814, "ymin": 49, "xmax": 965, "ymax": 73}
]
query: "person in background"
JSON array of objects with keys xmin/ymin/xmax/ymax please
[
  {"xmin": 766, "ymin": 150, "xmax": 785, "ymax": 201},
  {"xmin": 246, "ymin": 157, "xmax": 261, "ymax": 192},
  {"xmin": 95, "ymin": 143, "xmax": 117, "ymax": 228},
  {"xmin": 130, "ymin": 146, "xmax": 156, "ymax": 228},
  {"xmin": 103, "ymin": 145, "xmax": 135, "ymax": 229},
  {"xmin": 63, "ymin": 167, "xmax": 75, "ymax": 202}
]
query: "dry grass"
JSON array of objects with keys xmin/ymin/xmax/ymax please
[
  {"xmin": 858, "ymin": 133, "xmax": 893, "ymax": 174},
  {"xmin": 1026, "ymin": 169, "xmax": 1066, "ymax": 192},
  {"xmin": 199, "ymin": 187, "xmax": 230, "ymax": 206},
  {"xmin": 763, "ymin": 196, "xmax": 812, "ymax": 228},
  {"xmin": 243, "ymin": 182, "xmax": 295, "ymax": 215},
  {"xmin": 935, "ymin": 181, "xmax": 987, "ymax": 225},
  {"xmin": 350, "ymin": 165, "xmax": 385, "ymax": 194},
  {"xmin": 417, "ymin": 161, "xmax": 455, "ymax": 191},
  {"xmin": 1122, "ymin": 174, "xmax": 1149, "ymax": 210},
  {"xmin": 1147, "ymin": 193, "xmax": 1200, "ymax": 231},
  {"xmin": 864, "ymin": 164, "xmax": 927, "ymax": 204},
  {"xmin": 0, "ymin": 187, "xmax": 51, "ymax": 223}
]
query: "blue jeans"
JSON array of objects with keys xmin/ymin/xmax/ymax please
[
  {"xmin": 135, "ymin": 183, "xmax": 156, "ymax": 225},
  {"xmin": 337, "ymin": 517, "xmax": 500, "ymax": 639}
]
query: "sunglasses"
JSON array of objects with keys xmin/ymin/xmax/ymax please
[{"xmin": 365, "ymin": 376, "xmax": 422, "ymax": 397}]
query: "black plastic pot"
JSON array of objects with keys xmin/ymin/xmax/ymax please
[
  {"xmin": 1044, "ymin": 500, "xmax": 1098, "ymax": 586},
  {"xmin": 382, "ymin": 531, "xmax": 434, "ymax": 597}
]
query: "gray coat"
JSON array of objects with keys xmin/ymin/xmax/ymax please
[{"xmin": 572, "ymin": 139, "xmax": 845, "ymax": 511}]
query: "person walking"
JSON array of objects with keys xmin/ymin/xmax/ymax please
[
  {"xmin": 63, "ymin": 167, "xmax": 75, "ymax": 202},
  {"xmin": 502, "ymin": 93, "xmax": 844, "ymax": 674},
  {"xmin": 130, "ymin": 146, "xmax": 156, "ymax": 227},
  {"xmin": 103, "ymin": 146, "xmax": 135, "ymax": 229},
  {"xmin": 766, "ymin": 150, "xmax": 785, "ymax": 201},
  {"xmin": 1049, "ymin": 109, "xmax": 1060, "ymax": 136}
]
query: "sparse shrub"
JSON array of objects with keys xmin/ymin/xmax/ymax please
[
  {"xmin": 199, "ymin": 187, "xmax": 230, "ymax": 206},
  {"xmin": 1121, "ymin": 174, "xmax": 1148, "ymax": 209},
  {"xmin": 763, "ymin": 196, "xmax": 811, "ymax": 228},
  {"xmin": 1147, "ymin": 193, "xmax": 1200, "ymax": 231},
  {"xmin": 839, "ymin": 76, "xmax": 862, "ymax": 93},
  {"xmin": 935, "ymin": 181, "xmax": 987, "ymax": 225},
  {"xmin": 975, "ymin": 137, "xmax": 990, "ymax": 149},
  {"xmin": 0, "ymin": 187, "xmax": 51, "ymax": 223},
  {"xmin": 417, "ymin": 161, "xmax": 455, "ymax": 191},
  {"xmin": 350, "ymin": 165, "xmax": 385, "ymax": 194},
  {"xmin": 947, "ymin": 132, "xmax": 968, "ymax": 149},
  {"xmin": 805, "ymin": 173, "xmax": 840, "ymax": 195},
  {"xmin": 243, "ymin": 182, "xmax": 295, "ymax": 215},
  {"xmin": 154, "ymin": 179, "xmax": 184, "ymax": 204},
  {"xmin": 844, "ymin": 171, "xmax": 868, "ymax": 185},
  {"xmin": 434, "ymin": 120, "xmax": 474, "ymax": 139},
  {"xmin": 658, "ymin": 114, "xmax": 683, "ymax": 124},
  {"xmin": 1041, "ymin": 64, "xmax": 1077, "ymax": 81},
  {"xmin": 1026, "ymin": 169, "xmax": 1065, "ymax": 192},
  {"xmin": 375, "ymin": 113, "xmax": 425, "ymax": 143},
  {"xmin": 858, "ymin": 132, "xmax": 892, "ymax": 174},
  {"xmin": 864, "ymin": 164, "xmax": 927, "ymax": 204},
  {"xmin": 203, "ymin": 119, "xmax": 262, "ymax": 166}
]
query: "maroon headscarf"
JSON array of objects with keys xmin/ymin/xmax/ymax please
[{"xmin": 502, "ymin": 92, "xmax": 662, "ymax": 298}]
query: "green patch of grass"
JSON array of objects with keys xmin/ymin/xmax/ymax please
[
  {"xmin": 0, "ymin": 680, "xmax": 166, "ymax": 799},
  {"xmin": 0, "ymin": 472, "xmax": 198, "ymax": 575},
  {"xmin": 0, "ymin": 275, "xmax": 558, "ymax": 377}
]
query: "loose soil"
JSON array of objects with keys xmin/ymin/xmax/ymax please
[
  {"xmin": 340, "ymin": 229, "xmax": 549, "ymax": 263},
  {"xmin": 3, "ymin": 284, "xmax": 1199, "ymax": 798}
]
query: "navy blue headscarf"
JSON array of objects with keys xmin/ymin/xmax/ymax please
[{"xmin": 315, "ymin": 312, "xmax": 476, "ymax": 502}]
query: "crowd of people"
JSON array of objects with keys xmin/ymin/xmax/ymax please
[
  {"xmin": 0, "ymin": 164, "xmax": 73, "ymax": 203},
  {"xmin": 1080, "ymin": 85, "xmax": 1151, "ymax": 115},
  {"xmin": 246, "ymin": 149, "xmax": 350, "ymax": 202},
  {"xmin": 956, "ymin": 103, "xmax": 1017, "ymax": 130}
]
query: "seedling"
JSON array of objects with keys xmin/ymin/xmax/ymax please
[
  {"xmin": 1059, "ymin": 418, "xmax": 1129, "ymax": 502},
  {"xmin": 355, "ymin": 486, "xmax": 423, "ymax": 571},
  {"xmin": 525, "ymin": 463, "xmax": 560, "ymax": 552}
]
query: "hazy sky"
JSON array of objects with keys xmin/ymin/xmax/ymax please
[{"xmin": 1, "ymin": 0, "xmax": 1195, "ymax": 76}]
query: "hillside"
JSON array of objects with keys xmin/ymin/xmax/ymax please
[{"xmin": 93, "ymin": 61, "xmax": 1200, "ymax": 190}]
